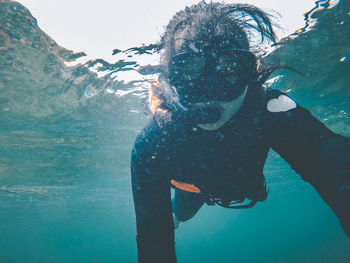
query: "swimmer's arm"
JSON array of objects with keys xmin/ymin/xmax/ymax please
[
  {"xmin": 131, "ymin": 142, "xmax": 177, "ymax": 263},
  {"xmin": 266, "ymin": 91, "xmax": 350, "ymax": 237}
]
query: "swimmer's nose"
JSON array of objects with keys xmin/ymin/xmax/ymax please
[{"xmin": 205, "ymin": 76, "xmax": 219, "ymax": 93}]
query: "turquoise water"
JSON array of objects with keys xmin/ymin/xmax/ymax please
[{"xmin": 0, "ymin": 0, "xmax": 350, "ymax": 262}]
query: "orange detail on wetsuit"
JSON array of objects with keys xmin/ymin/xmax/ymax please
[{"xmin": 171, "ymin": 179, "xmax": 201, "ymax": 193}]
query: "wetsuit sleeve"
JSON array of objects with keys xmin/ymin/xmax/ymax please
[
  {"xmin": 265, "ymin": 89, "xmax": 350, "ymax": 238},
  {"xmin": 131, "ymin": 125, "xmax": 177, "ymax": 263}
]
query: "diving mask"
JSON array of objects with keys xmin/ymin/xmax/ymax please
[{"xmin": 168, "ymin": 49, "xmax": 256, "ymax": 103}]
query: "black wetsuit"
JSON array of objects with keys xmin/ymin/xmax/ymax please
[{"xmin": 131, "ymin": 86, "xmax": 350, "ymax": 263}]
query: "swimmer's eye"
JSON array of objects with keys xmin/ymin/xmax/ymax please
[{"xmin": 225, "ymin": 75, "xmax": 238, "ymax": 84}]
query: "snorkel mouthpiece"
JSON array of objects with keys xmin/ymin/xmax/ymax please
[
  {"xmin": 175, "ymin": 85, "xmax": 247, "ymax": 131},
  {"xmin": 194, "ymin": 107, "xmax": 222, "ymax": 124},
  {"xmin": 197, "ymin": 86, "xmax": 248, "ymax": 131},
  {"xmin": 177, "ymin": 107, "xmax": 221, "ymax": 125}
]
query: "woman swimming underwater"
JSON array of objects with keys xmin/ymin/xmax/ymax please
[{"xmin": 131, "ymin": 2, "xmax": 350, "ymax": 262}]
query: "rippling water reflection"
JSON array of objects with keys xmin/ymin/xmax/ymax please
[{"xmin": 0, "ymin": 0, "xmax": 349, "ymax": 262}]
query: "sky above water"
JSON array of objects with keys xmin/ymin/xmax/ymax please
[{"xmin": 16, "ymin": 0, "xmax": 319, "ymax": 59}]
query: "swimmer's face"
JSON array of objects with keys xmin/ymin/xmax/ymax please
[
  {"xmin": 166, "ymin": 19, "xmax": 257, "ymax": 106},
  {"xmin": 165, "ymin": 21, "xmax": 257, "ymax": 129},
  {"xmin": 168, "ymin": 36, "xmax": 257, "ymax": 106}
]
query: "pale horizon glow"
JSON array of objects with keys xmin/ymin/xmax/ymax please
[{"xmin": 16, "ymin": 0, "xmax": 318, "ymax": 60}]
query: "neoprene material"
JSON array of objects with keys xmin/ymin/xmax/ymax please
[{"xmin": 131, "ymin": 86, "xmax": 350, "ymax": 263}]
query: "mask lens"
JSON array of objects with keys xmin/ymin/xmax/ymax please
[
  {"xmin": 170, "ymin": 54, "xmax": 205, "ymax": 83},
  {"xmin": 216, "ymin": 52, "xmax": 240, "ymax": 75},
  {"xmin": 169, "ymin": 50, "xmax": 256, "ymax": 103},
  {"xmin": 170, "ymin": 50, "xmax": 255, "ymax": 84}
]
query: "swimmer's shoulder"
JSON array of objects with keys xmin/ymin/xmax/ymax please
[
  {"xmin": 132, "ymin": 117, "xmax": 171, "ymax": 157},
  {"xmin": 133, "ymin": 118, "xmax": 162, "ymax": 148}
]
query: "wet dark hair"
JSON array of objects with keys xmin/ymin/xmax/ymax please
[
  {"xmin": 160, "ymin": 1, "xmax": 276, "ymax": 70},
  {"xmin": 149, "ymin": 1, "xmax": 277, "ymax": 118}
]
